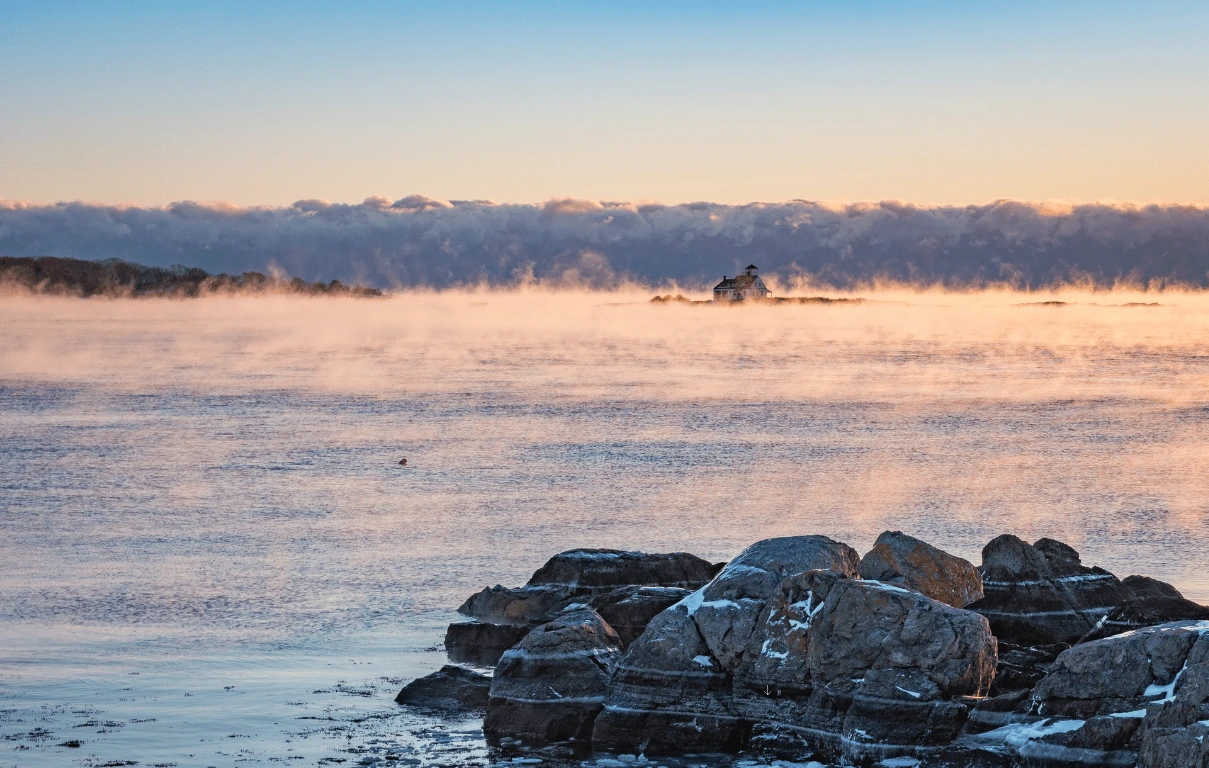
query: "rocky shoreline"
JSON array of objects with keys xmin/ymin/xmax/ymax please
[{"xmin": 397, "ymin": 534, "xmax": 1209, "ymax": 767}]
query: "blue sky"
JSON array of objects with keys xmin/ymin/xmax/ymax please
[{"xmin": 2, "ymin": 0, "xmax": 1206, "ymax": 205}]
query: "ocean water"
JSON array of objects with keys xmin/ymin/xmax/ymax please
[{"xmin": 2, "ymin": 289, "xmax": 1208, "ymax": 767}]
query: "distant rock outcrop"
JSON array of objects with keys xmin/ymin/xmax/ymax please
[{"xmin": 0, "ymin": 255, "xmax": 382, "ymax": 297}]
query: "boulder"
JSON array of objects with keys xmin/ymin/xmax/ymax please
[
  {"xmin": 527, "ymin": 549, "xmax": 721, "ymax": 590},
  {"xmin": 1126, "ymin": 620, "xmax": 1209, "ymax": 768},
  {"xmin": 858, "ymin": 530, "xmax": 984, "ymax": 608},
  {"xmin": 691, "ymin": 536, "xmax": 861, "ymax": 672},
  {"xmin": 445, "ymin": 621, "xmax": 531, "ymax": 666},
  {"xmin": 807, "ymin": 579, "xmax": 996, "ymax": 698},
  {"xmin": 591, "ymin": 536, "xmax": 860, "ymax": 755},
  {"xmin": 734, "ymin": 569, "xmax": 847, "ymax": 709},
  {"xmin": 394, "ymin": 665, "xmax": 491, "ymax": 712},
  {"xmin": 735, "ymin": 573, "xmax": 996, "ymax": 765},
  {"xmin": 803, "ymin": 579, "xmax": 996, "ymax": 765},
  {"xmin": 483, "ymin": 607, "xmax": 622, "ymax": 745},
  {"xmin": 1079, "ymin": 575, "xmax": 1209, "ymax": 644},
  {"xmin": 946, "ymin": 621, "xmax": 1209, "ymax": 766},
  {"xmin": 457, "ymin": 584, "xmax": 581, "ymax": 625},
  {"xmin": 1139, "ymin": 721, "xmax": 1209, "ymax": 768},
  {"xmin": 594, "ymin": 535, "xmax": 995, "ymax": 765},
  {"xmin": 590, "ymin": 586, "xmax": 690, "ymax": 647},
  {"xmin": 967, "ymin": 534, "xmax": 1128, "ymax": 645}
]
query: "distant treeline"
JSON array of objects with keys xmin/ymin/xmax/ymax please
[{"xmin": 0, "ymin": 256, "xmax": 383, "ymax": 298}]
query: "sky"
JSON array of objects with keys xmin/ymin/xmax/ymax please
[{"xmin": 2, "ymin": 0, "xmax": 1207, "ymax": 208}]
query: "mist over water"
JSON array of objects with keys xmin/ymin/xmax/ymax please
[{"xmin": 2, "ymin": 289, "xmax": 1208, "ymax": 766}]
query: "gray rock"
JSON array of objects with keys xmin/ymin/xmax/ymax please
[
  {"xmin": 445, "ymin": 621, "xmax": 531, "ymax": 666},
  {"xmin": 988, "ymin": 641, "xmax": 1069, "ymax": 696},
  {"xmin": 967, "ymin": 534, "xmax": 1129, "ymax": 645},
  {"xmin": 1136, "ymin": 621, "xmax": 1209, "ymax": 768},
  {"xmin": 394, "ymin": 665, "xmax": 490, "ymax": 711},
  {"xmin": 809, "ymin": 579, "xmax": 996, "ymax": 698},
  {"xmin": 1138, "ymin": 720, "xmax": 1209, "ymax": 768},
  {"xmin": 733, "ymin": 569, "xmax": 847, "ymax": 711},
  {"xmin": 858, "ymin": 530, "xmax": 984, "ymax": 608},
  {"xmin": 483, "ymin": 607, "xmax": 622, "ymax": 745},
  {"xmin": 702, "ymin": 535, "xmax": 861, "ymax": 604}
]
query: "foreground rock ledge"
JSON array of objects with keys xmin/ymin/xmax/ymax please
[{"xmin": 399, "ymin": 532, "xmax": 1209, "ymax": 768}]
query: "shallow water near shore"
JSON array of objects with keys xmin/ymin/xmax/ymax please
[{"xmin": 2, "ymin": 289, "xmax": 1208, "ymax": 767}]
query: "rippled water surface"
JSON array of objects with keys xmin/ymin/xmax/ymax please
[{"xmin": 2, "ymin": 290, "xmax": 1208, "ymax": 767}]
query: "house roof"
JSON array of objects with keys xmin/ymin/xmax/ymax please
[
  {"xmin": 746, "ymin": 264, "xmax": 759, "ymax": 270},
  {"xmin": 715, "ymin": 274, "xmax": 760, "ymax": 290}
]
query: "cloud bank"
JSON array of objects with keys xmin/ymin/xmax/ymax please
[{"xmin": 3, "ymin": 197, "xmax": 1209, "ymax": 291}]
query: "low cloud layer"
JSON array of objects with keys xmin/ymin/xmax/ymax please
[{"xmin": 3, "ymin": 197, "xmax": 1209, "ymax": 290}]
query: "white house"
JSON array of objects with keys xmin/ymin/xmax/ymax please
[{"xmin": 713, "ymin": 264, "xmax": 770, "ymax": 302}]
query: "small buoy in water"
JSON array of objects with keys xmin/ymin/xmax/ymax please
[{"xmin": 399, "ymin": 458, "xmax": 408, "ymax": 466}]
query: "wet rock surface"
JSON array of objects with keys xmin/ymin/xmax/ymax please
[
  {"xmin": 858, "ymin": 530, "xmax": 984, "ymax": 608},
  {"xmin": 968, "ymin": 534, "xmax": 1129, "ymax": 645},
  {"xmin": 483, "ymin": 607, "xmax": 623, "ymax": 746},
  {"xmin": 395, "ymin": 665, "xmax": 491, "ymax": 712}
]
